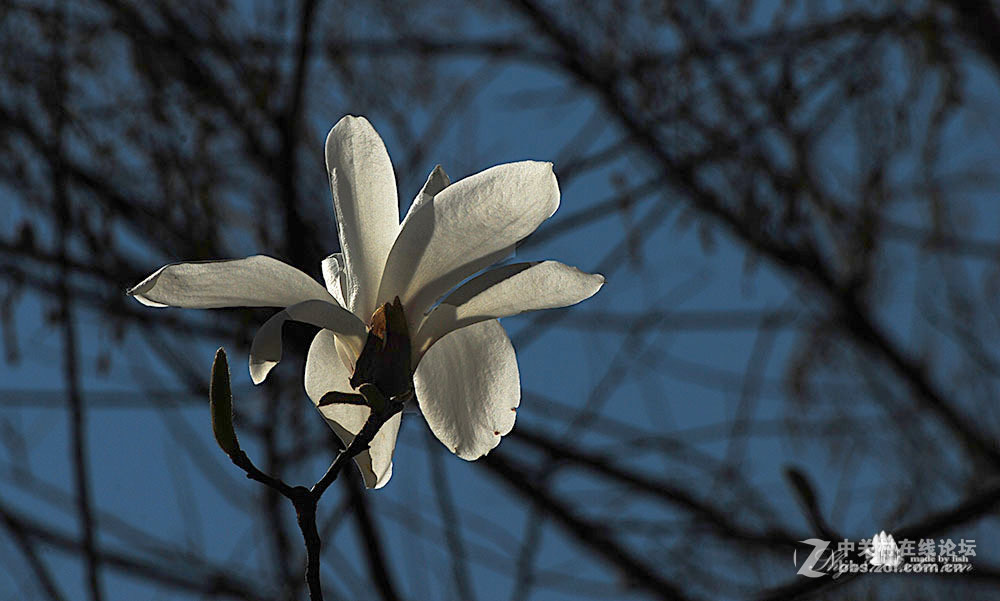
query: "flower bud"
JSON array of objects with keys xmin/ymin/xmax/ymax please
[
  {"xmin": 210, "ymin": 347, "xmax": 240, "ymax": 456},
  {"xmin": 350, "ymin": 296, "xmax": 412, "ymax": 399}
]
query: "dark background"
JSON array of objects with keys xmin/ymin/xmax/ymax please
[{"xmin": 1, "ymin": 1, "xmax": 999, "ymax": 600}]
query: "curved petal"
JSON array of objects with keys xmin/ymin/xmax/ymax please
[
  {"xmin": 326, "ymin": 116, "xmax": 400, "ymax": 318},
  {"xmin": 415, "ymin": 320, "xmax": 520, "ymax": 460},
  {"xmin": 404, "ymin": 164, "xmax": 514, "ymax": 320},
  {"xmin": 377, "ymin": 161, "xmax": 559, "ymax": 322},
  {"xmin": 129, "ymin": 255, "xmax": 331, "ymax": 309},
  {"xmin": 399, "ymin": 165, "xmax": 520, "ymax": 336},
  {"xmin": 250, "ymin": 300, "xmax": 367, "ymax": 384},
  {"xmin": 305, "ymin": 330, "xmax": 401, "ymax": 489},
  {"xmin": 414, "ymin": 261, "xmax": 605, "ymax": 357},
  {"xmin": 321, "ymin": 253, "xmax": 347, "ymax": 307},
  {"xmin": 400, "ymin": 164, "xmax": 450, "ymax": 229}
]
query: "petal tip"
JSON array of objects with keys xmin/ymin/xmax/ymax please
[
  {"xmin": 249, "ymin": 359, "xmax": 276, "ymax": 385},
  {"xmin": 450, "ymin": 419, "xmax": 515, "ymax": 461},
  {"xmin": 335, "ymin": 113, "xmax": 370, "ymax": 126},
  {"xmin": 539, "ymin": 162, "xmax": 560, "ymax": 216},
  {"xmin": 127, "ymin": 270, "xmax": 167, "ymax": 307},
  {"xmin": 373, "ymin": 464, "xmax": 393, "ymax": 489},
  {"xmin": 360, "ymin": 470, "xmax": 378, "ymax": 489},
  {"xmin": 329, "ymin": 114, "xmax": 376, "ymax": 138},
  {"xmin": 573, "ymin": 266, "xmax": 607, "ymax": 295},
  {"xmin": 129, "ymin": 291, "xmax": 168, "ymax": 308},
  {"xmin": 326, "ymin": 115, "xmax": 375, "ymax": 150}
]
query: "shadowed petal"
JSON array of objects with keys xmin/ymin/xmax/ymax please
[
  {"xmin": 305, "ymin": 330, "xmax": 400, "ymax": 489},
  {"xmin": 249, "ymin": 300, "xmax": 367, "ymax": 384},
  {"xmin": 321, "ymin": 253, "xmax": 348, "ymax": 307},
  {"xmin": 128, "ymin": 255, "xmax": 332, "ymax": 309}
]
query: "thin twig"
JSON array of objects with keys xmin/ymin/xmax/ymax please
[
  {"xmin": 50, "ymin": 3, "xmax": 103, "ymax": 600},
  {"xmin": 223, "ymin": 392, "xmax": 407, "ymax": 601}
]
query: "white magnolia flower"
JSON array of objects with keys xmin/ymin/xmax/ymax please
[{"xmin": 130, "ymin": 115, "xmax": 604, "ymax": 488}]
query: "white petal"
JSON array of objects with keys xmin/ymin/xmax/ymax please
[
  {"xmin": 320, "ymin": 253, "xmax": 347, "ymax": 306},
  {"xmin": 414, "ymin": 320, "xmax": 520, "ymax": 460},
  {"xmin": 250, "ymin": 300, "xmax": 367, "ymax": 384},
  {"xmin": 326, "ymin": 116, "xmax": 400, "ymax": 318},
  {"xmin": 398, "ymin": 165, "xmax": 515, "ymax": 331},
  {"xmin": 377, "ymin": 161, "xmax": 559, "ymax": 322},
  {"xmin": 305, "ymin": 330, "xmax": 400, "ymax": 489},
  {"xmin": 400, "ymin": 164, "xmax": 450, "ymax": 229},
  {"xmin": 129, "ymin": 256, "xmax": 331, "ymax": 308},
  {"xmin": 411, "ymin": 242, "xmax": 517, "ymax": 332},
  {"xmin": 414, "ymin": 261, "xmax": 604, "ymax": 357}
]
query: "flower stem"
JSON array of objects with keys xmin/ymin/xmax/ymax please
[
  {"xmin": 212, "ymin": 358, "xmax": 411, "ymax": 601},
  {"xmin": 290, "ymin": 489, "xmax": 323, "ymax": 601}
]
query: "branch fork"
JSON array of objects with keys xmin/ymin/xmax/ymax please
[{"xmin": 209, "ymin": 347, "xmax": 409, "ymax": 601}]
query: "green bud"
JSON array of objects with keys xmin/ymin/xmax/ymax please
[{"xmin": 210, "ymin": 347, "xmax": 240, "ymax": 456}]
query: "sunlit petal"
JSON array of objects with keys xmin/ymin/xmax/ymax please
[
  {"xmin": 377, "ymin": 161, "xmax": 559, "ymax": 321},
  {"xmin": 414, "ymin": 320, "xmax": 520, "ymax": 460},
  {"xmin": 326, "ymin": 115, "xmax": 400, "ymax": 317},
  {"xmin": 400, "ymin": 164, "xmax": 450, "ymax": 229},
  {"xmin": 415, "ymin": 261, "xmax": 604, "ymax": 357}
]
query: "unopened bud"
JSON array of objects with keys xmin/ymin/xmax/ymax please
[
  {"xmin": 210, "ymin": 348, "xmax": 240, "ymax": 456},
  {"xmin": 350, "ymin": 296, "xmax": 412, "ymax": 399}
]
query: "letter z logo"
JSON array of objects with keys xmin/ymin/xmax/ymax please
[{"xmin": 796, "ymin": 539, "xmax": 831, "ymax": 578}]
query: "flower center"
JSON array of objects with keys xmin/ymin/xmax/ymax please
[{"xmin": 349, "ymin": 296, "xmax": 412, "ymax": 399}]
